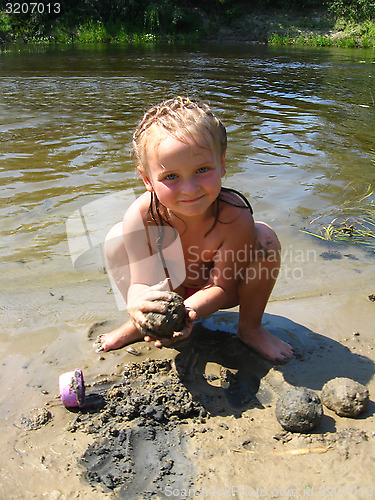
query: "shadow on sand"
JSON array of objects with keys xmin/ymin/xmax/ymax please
[
  {"xmin": 173, "ymin": 311, "xmax": 375, "ymax": 419},
  {"xmin": 79, "ymin": 311, "xmax": 374, "ymax": 498}
]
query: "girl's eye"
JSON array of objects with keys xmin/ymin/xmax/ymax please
[
  {"xmin": 197, "ymin": 167, "xmax": 209, "ymax": 174},
  {"xmin": 165, "ymin": 173, "xmax": 177, "ymax": 181}
]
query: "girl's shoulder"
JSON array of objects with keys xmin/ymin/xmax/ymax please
[
  {"xmin": 218, "ymin": 188, "xmax": 253, "ymax": 225},
  {"xmin": 122, "ymin": 191, "xmax": 151, "ymax": 227}
]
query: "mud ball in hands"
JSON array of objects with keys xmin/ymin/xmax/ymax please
[
  {"xmin": 141, "ymin": 292, "xmax": 186, "ymax": 339},
  {"xmin": 276, "ymin": 387, "xmax": 323, "ymax": 433},
  {"xmin": 321, "ymin": 377, "xmax": 369, "ymax": 417}
]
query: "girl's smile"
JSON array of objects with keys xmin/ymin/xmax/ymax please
[
  {"xmin": 180, "ymin": 195, "xmax": 205, "ymax": 203},
  {"xmin": 140, "ymin": 132, "xmax": 225, "ymax": 220}
]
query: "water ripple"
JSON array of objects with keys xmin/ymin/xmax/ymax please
[{"xmin": 1, "ymin": 44, "xmax": 374, "ymax": 266}]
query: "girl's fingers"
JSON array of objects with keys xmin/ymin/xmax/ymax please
[
  {"xmin": 128, "ymin": 295, "xmax": 172, "ymax": 335},
  {"xmin": 139, "ymin": 298, "xmax": 170, "ymax": 313},
  {"xmin": 143, "ymin": 287, "xmax": 172, "ymax": 302},
  {"xmin": 154, "ymin": 337, "xmax": 174, "ymax": 347},
  {"xmin": 186, "ymin": 307, "xmax": 197, "ymax": 323},
  {"xmin": 129, "ymin": 310, "xmax": 152, "ymax": 331},
  {"xmin": 130, "ymin": 287, "xmax": 195, "ymax": 348},
  {"xmin": 128, "ymin": 299, "xmax": 169, "ymax": 318},
  {"xmin": 156, "ymin": 330, "xmax": 187, "ymax": 347},
  {"xmin": 150, "ymin": 278, "xmax": 172, "ymax": 292},
  {"xmin": 156, "ymin": 308, "xmax": 197, "ymax": 347},
  {"xmin": 144, "ymin": 334, "xmax": 157, "ymax": 342}
]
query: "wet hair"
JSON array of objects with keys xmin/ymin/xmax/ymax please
[
  {"xmin": 133, "ymin": 97, "xmax": 252, "ymax": 238},
  {"xmin": 133, "ymin": 96, "xmax": 227, "ymax": 174}
]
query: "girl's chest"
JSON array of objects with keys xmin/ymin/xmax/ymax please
[{"xmin": 180, "ymin": 231, "xmax": 223, "ymax": 265}]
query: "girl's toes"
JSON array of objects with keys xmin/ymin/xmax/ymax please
[{"xmin": 93, "ymin": 335, "xmax": 105, "ymax": 353}]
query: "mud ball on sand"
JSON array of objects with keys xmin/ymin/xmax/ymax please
[
  {"xmin": 20, "ymin": 407, "xmax": 52, "ymax": 430},
  {"xmin": 321, "ymin": 377, "xmax": 369, "ymax": 417},
  {"xmin": 276, "ymin": 387, "xmax": 323, "ymax": 433},
  {"xmin": 140, "ymin": 291, "xmax": 186, "ymax": 339}
]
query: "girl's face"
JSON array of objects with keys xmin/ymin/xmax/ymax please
[{"xmin": 140, "ymin": 132, "xmax": 225, "ymax": 220}]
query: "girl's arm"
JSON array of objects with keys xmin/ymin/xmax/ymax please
[
  {"xmin": 184, "ymin": 209, "xmax": 256, "ymax": 318},
  {"xmin": 119, "ymin": 200, "xmax": 174, "ymax": 329},
  {"xmin": 184, "ymin": 285, "xmax": 230, "ymax": 318}
]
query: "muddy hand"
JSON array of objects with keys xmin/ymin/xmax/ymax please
[
  {"xmin": 145, "ymin": 307, "xmax": 197, "ymax": 348},
  {"xmin": 128, "ymin": 279, "xmax": 173, "ymax": 333}
]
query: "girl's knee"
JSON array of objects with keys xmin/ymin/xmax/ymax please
[
  {"xmin": 254, "ymin": 222, "xmax": 281, "ymax": 260},
  {"xmin": 104, "ymin": 222, "xmax": 129, "ymax": 274}
]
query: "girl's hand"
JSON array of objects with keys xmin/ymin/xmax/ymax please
[
  {"xmin": 127, "ymin": 279, "xmax": 172, "ymax": 333},
  {"xmin": 144, "ymin": 306, "xmax": 197, "ymax": 348}
]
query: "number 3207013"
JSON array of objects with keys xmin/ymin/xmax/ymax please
[{"xmin": 4, "ymin": 3, "xmax": 61, "ymax": 14}]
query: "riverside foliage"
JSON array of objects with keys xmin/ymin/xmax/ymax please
[{"xmin": 0, "ymin": 0, "xmax": 374, "ymax": 45}]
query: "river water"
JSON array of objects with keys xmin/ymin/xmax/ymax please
[{"xmin": 0, "ymin": 42, "xmax": 375, "ymax": 399}]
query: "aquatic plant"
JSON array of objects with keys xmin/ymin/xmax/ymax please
[{"xmin": 301, "ymin": 184, "xmax": 375, "ymax": 252}]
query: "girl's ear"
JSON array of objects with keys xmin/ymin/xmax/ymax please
[{"xmin": 139, "ymin": 169, "xmax": 154, "ymax": 192}]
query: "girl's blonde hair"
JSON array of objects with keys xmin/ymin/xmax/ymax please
[{"xmin": 133, "ymin": 96, "xmax": 227, "ymax": 173}]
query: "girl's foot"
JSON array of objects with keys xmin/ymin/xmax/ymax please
[
  {"xmin": 94, "ymin": 323, "xmax": 143, "ymax": 353},
  {"xmin": 237, "ymin": 325, "xmax": 294, "ymax": 363}
]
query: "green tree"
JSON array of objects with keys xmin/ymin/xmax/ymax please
[{"xmin": 327, "ymin": 0, "xmax": 375, "ymax": 20}]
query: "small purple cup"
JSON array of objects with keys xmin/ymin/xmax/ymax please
[{"xmin": 59, "ymin": 369, "xmax": 85, "ymax": 408}]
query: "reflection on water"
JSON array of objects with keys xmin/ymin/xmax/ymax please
[{"xmin": 0, "ymin": 43, "xmax": 374, "ymax": 269}]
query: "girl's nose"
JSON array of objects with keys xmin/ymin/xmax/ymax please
[{"xmin": 181, "ymin": 178, "xmax": 199, "ymax": 195}]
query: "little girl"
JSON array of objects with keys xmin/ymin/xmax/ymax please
[{"xmin": 98, "ymin": 97, "xmax": 293, "ymax": 362}]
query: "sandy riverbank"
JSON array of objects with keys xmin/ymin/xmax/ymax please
[{"xmin": 1, "ymin": 268, "xmax": 375, "ymax": 499}]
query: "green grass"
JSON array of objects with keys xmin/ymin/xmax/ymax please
[
  {"xmin": 0, "ymin": 16, "xmax": 197, "ymax": 46},
  {"xmin": 268, "ymin": 18, "xmax": 375, "ymax": 48},
  {"xmin": 28, "ymin": 22, "xmax": 160, "ymax": 45},
  {"xmin": 301, "ymin": 185, "xmax": 375, "ymax": 251}
]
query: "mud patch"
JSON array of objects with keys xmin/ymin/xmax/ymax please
[
  {"xmin": 82, "ymin": 424, "xmax": 193, "ymax": 498},
  {"xmin": 69, "ymin": 369, "xmax": 85, "ymax": 407},
  {"xmin": 69, "ymin": 359, "xmax": 205, "ymax": 497},
  {"xmin": 20, "ymin": 407, "xmax": 52, "ymax": 430}
]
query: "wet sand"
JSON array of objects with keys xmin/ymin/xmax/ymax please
[{"xmin": 1, "ymin": 243, "xmax": 375, "ymax": 499}]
